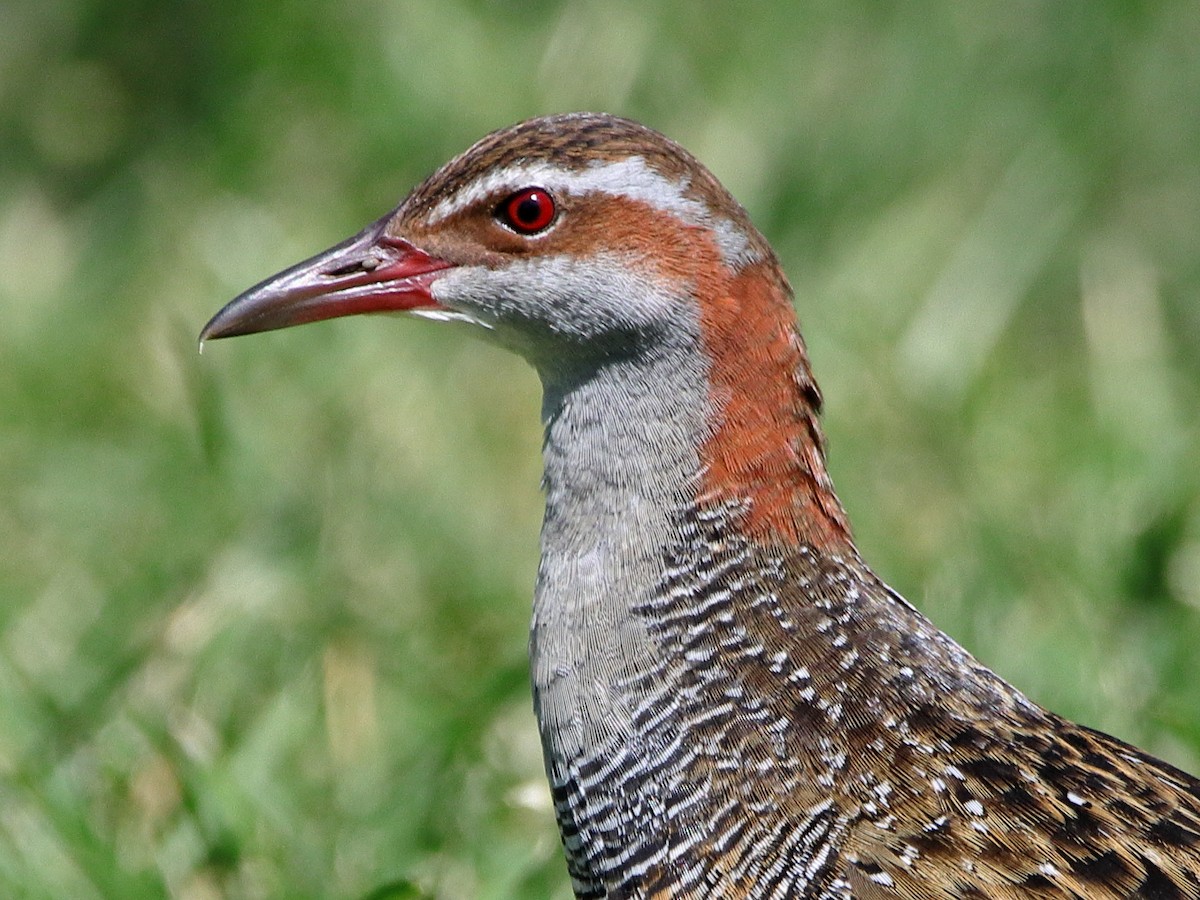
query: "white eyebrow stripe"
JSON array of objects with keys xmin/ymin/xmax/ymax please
[{"xmin": 425, "ymin": 155, "xmax": 758, "ymax": 267}]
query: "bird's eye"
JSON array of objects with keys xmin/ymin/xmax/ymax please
[{"xmin": 499, "ymin": 188, "xmax": 556, "ymax": 234}]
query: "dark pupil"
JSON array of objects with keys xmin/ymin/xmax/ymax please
[{"xmin": 515, "ymin": 196, "xmax": 542, "ymax": 224}]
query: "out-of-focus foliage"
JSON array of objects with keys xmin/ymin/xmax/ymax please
[{"xmin": 2, "ymin": 1, "xmax": 1198, "ymax": 897}]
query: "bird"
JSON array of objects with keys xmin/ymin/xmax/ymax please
[{"xmin": 202, "ymin": 113, "xmax": 1200, "ymax": 899}]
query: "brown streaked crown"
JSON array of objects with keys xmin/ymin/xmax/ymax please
[{"xmin": 401, "ymin": 113, "xmax": 770, "ymax": 256}]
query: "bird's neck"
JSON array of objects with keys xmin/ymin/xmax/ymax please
[
  {"xmin": 532, "ymin": 339, "xmax": 712, "ymax": 733},
  {"xmin": 529, "ymin": 274, "xmax": 862, "ymax": 892},
  {"xmin": 530, "ymin": 264, "xmax": 853, "ymax": 699}
]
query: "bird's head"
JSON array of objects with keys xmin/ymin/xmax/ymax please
[
  {"xmin": 202, "ymin": 112, "xmax": 851, "ymax": 549},
  {"xmin": 202, "ymin": 113, "xmax": 778, "ymax": 374}
]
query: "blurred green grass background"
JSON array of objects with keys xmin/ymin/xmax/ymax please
[{"xmin": 3, "ymin": 1, "xmax": 1200, "ymax": 897}]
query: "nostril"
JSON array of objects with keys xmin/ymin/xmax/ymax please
[{"xmin": 325, "ymin": 258, "xmax": 380, "ymax": 278}]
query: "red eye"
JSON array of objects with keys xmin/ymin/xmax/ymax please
[{"xmin": 500, "ymin": 188, "xmax": 556, "ymax": 234}]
